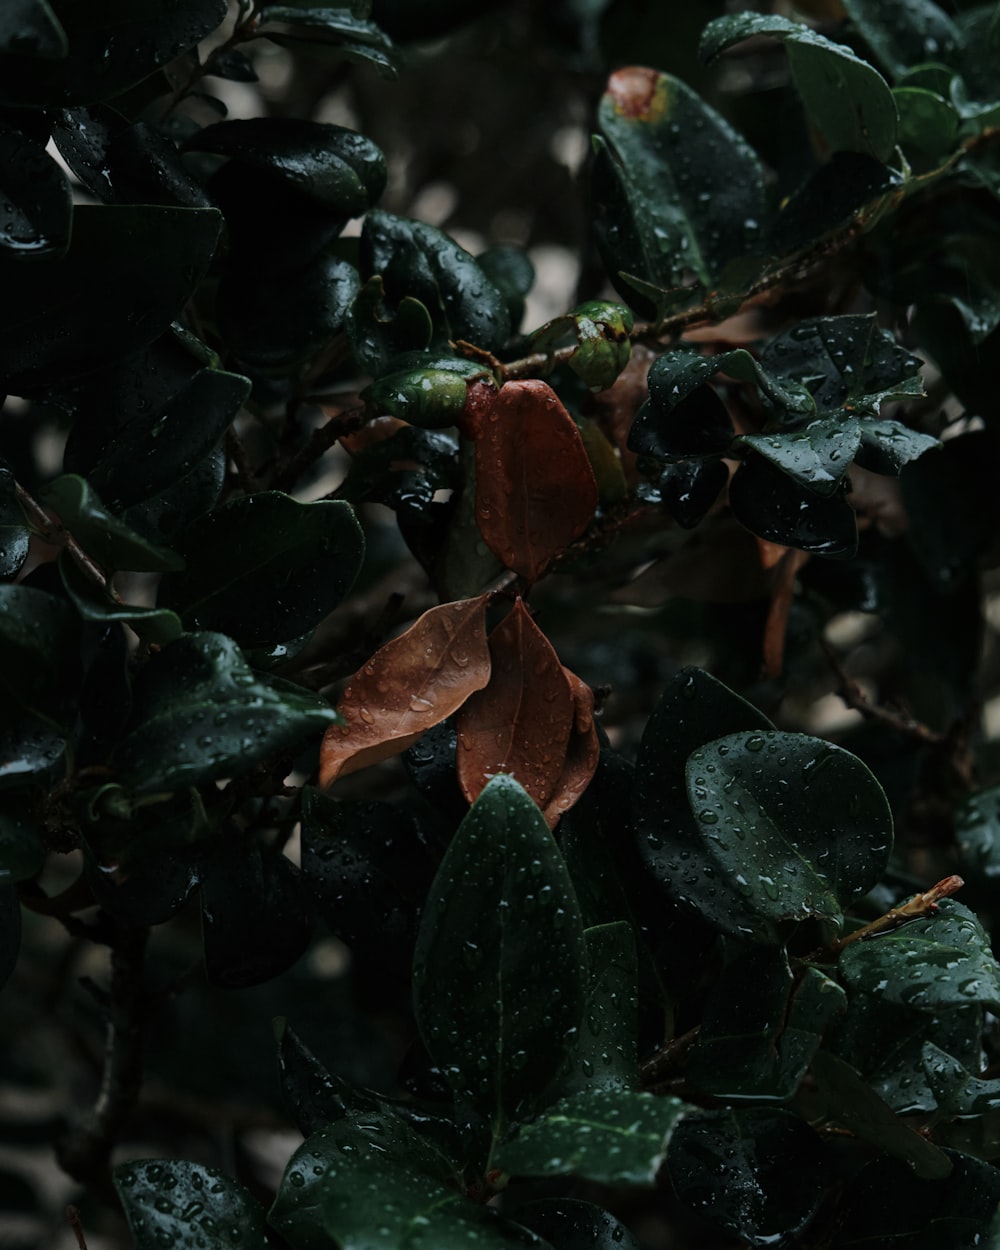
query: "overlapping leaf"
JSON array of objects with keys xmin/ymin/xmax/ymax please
[
  {"xmin": 319, "ymin": 596, "xmax": 490, "ymax": 786},
  {"xmin": 115, "ymin": 1159, "xmax": 269, "ymax": 1250}
]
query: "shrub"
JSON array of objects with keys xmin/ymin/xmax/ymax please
[{"xmin": 3, "ymin": 1, "xmax": 1000, "ymax": 1247}]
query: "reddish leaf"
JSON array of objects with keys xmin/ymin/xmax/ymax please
[
  {"xmin": 319, "ymin": 595, "xmax": 491, "ymax": 787},
  {"xmin": 543, "ymin": 667, "xmax": 600, "ymax": 827},
  {"xmin": 474, "ymin": 379, "xmax": 598, "ymax": 584},
  {"xmin": 456, "ymin": 598, "xmax": 575, "ymax": 810}
]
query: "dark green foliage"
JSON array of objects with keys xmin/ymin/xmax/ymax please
[{"xmin": 4, "ymin": 1, "xmax": 1000, "ymax": 1247}]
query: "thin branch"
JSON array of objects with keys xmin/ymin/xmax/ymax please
[
  {"xmin": 639, "ymin": 1024, "xmax": 700, "ymax": 1087},
  {"xmin": 272, "ymin": 405, "xmax": 365, "ymax": 493},
  {"xmin": 15, "ymin": 481, "xmax": 123, "ymax": 602},
  {"xmin": 225, "ymin": 425, "xmax": 259, "ymax": 494},
  {"xmin": 819, "ymin": 637, "xmax": 944, "ymax": 745},
  {"xmin": 66, "ymin": 1207, "xmax": 90, "ymax": 1250},
  {"xmin": 809, "ymin": 875, "xmax": 965, "ymax": 962}
]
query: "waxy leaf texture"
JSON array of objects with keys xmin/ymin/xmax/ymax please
[{"xmin": 319, "ymin": 595, "xmax": 490, "ymax": 786}]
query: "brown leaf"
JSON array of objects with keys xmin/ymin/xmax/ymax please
[
  {"xmin": 474, "ymin": 379, "xmax": 598, "ymax": 584},
  {"xmin": 543, "ymin": 668, "xmax": 600, "ymax": 828},
  {"xmin": 319, "ymin": 595, "xmax": 491, "ymax": 787},
  {"xmin": 456, "ymin": 598, "xmax": 575, "ymax": 810}
]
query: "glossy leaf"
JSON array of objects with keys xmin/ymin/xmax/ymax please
[
  {"xmin": 201, "ymin": 843, "xmax": 313, "ymax": 989},
  {"xmin": 839, "ymin": 900, "xmax": 1000, "ymax": 1011},
  {"xmin": 701, "ymin": 14, "xmax": 898, "ymax": 163},
  {"xmin": 319, "ymin": 595, "xmax": 490, "ymax": 786},
  {"xmin": 667, "ymin": 1108, "xmax": 832, "ymax": 1246},
  {"xmin": 0, "ymin": 461, "xmax": 28, "ymax": 579},
  {"xmin": 473, "ymin": 380, "xmax": 598, "ymax": 583},
  {"xmin": 922, "ymin": 1043, "xmax": 1000, "ymax": 1118},
  {"xmin": 729, "ymin": 454, "xmax": 859, "ymax": 557},
  {"xmin": 593, "ymin": 66, "xmax": 766, "ymax": 301},
  {"xmin": 0, "ymin": 122, "xmax": 70, "ymax": 256},
  {"xmin": 0, "ymin": 204, "xmax": 221, "ymax": 392},
  {"xmin": 39, "ymin": 475, "xmax": 184, "ymax": 573},
  {"xmin": 543, "ymin": 668, "xmax": 601, "ymax": 827},
  {"xmin": 829, "ymin": 1149, "xmax": 1000, "ymax": 1249},
  {"xmin": 259, "ymin": 6, "xmax": 401, "ymax": 78},
  {"xmin": 956, "ymin": 782, "xmax": 1000, "ymax": 885},
  {"xmin": 160, "ymin": 492, "xmax": 364, "ymax": 649},
  {"xmin": 114, "ymin": 1159, "xmax": 269, "ymax": 1250},
  {"xmin": 0, "ymin": 583, "xmax": 78, "ymax": 719},
  {"xmin": 855, "ymin": 417, "xmax": 939, "ymax": 474},
  {"xmin": 477, "ymin": 244, "xmax": 534, "ymax": 332},
  {"xmin": 841, "ymin": 0, "xmax": 961, "ymax": 80},
  {"xmin": 113, "ymin": 632, "xmax": 337, "ymax": 795},
  {"xmin": 513, "ymin": 1199, "xmax": 640, "ymax": 1250},
  {"xmin": 59, "ymin": 554, "xmax": 183, "ymax": 646},
  {"xmin": 0, "ymin": 0, "xmax": 227, "ymax": 107},
  {"xmin": 686, "ymin": 730, "xmax": 892, "ymax": 929},
  {"xmin": 529, "ymin": 300, "xmax": 634, "ymax": 392},
  {"xmin": 413, "ymin": 775, "xmax": 588, "ymax": 1130},
  {"xmin": 186, "ymin": 119, "xmax": 386, "ymax": 215},
  {"xmin": 811, "ymin": 1048, "xmax": 952, "ymax": 1177},
  {"xmin": 895, "ymin": 86, "xmax": 959, "ymax": 158},
  {"xmin": 0, "ymin": 796, "xmax": 44, "ymax": 884},
  {"xmin": 363, "ymin": 359, "xmax": 496, "ymax": 430},
  {"xmin": 361, "ymin": 210, "xmax": 510, "ymax": 354},
  {"xmin": 738, "ymin": 417, "xmax": 860, "ymax": 497},
  {"xmin": 346, "ymin": 274, "xmax": 434, "ymax": 376},
  {"xmin": 496, "ymin": 1088, "xmax": 687, "ymax": 1185},
  {"xmin": 456, "ymin": 599, "xmax": 575, "ymax": 811},
  {"xmin": 275, "ymin": 1020, "xmax": 358, "ymax": 1137}
]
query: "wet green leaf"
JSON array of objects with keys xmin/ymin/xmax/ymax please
[
  {"xmin": 259, "ymin": 6, "xmax": 400, "ymax": 79},
  {"xmin": 729, "ymin": 453, "xmax": 859, "ymax": 557},
  {"xmin": 737, "ymin": 417, "xmax": 860, "ymax": 497},
  {"xmin": 113, "ymin": 632, "xmax": 338, "ymax": 794},
  {"xmin": 667, "ymin": 1108, "xmax": 832, "ymax": 1246},
  {"xmin": 0, "ymin": 460, "xmax": 28, "ymax": 580},
  {"xmin": 0, "ymin": 714, "xmax": 68, "ymax": 788},
  {"xmin": 476, "ymin": 245, "xmax": 534, "ymax": 333},
  {"xmin": 701, "ymin": 14, "xmax": 898, "ymax": 163},
  {"xmin": 923, "ymin": 1043, "xmax": 1000, "ymax": 1118},
  {"xmin": 841, "ymin": 0, "xmax": 961, "ymax": 81},
  {"xmin": 0, "ymin": 795, "xmax": 44, "ymax": 884},
  {"xmin": 413, "ymin": 775, "xmax": 588, "ymax": 1133},
  {"xmin": 346, "ymin": 275, "xmax": 434, "ymax": 376},
  {"xmin": 0, "ymin": 583, "xmax": 78, "ymax": 720},
  {"xmin": 58, "ymin": 555, "xmax": 183, "ymax": 646},
  {"xmin": 0, "ymin": 0, "xmax": 227, "ymax": 107},
  {"xmin": 496, "ymin": 1088, "xmax": 688, "ymax": 1185},
  {"xmin": 829, "ymin": 1149, "xmax": 1000, "ymax": 1248},
  {"xmin": 114, "ymin": 1158, "xmax": 269, "ymax": 1250},
  {"xmin": 686, "ymin": 730, "xmax": 893, "ymax": 929},
  {"xmin": 0, "ymin": 204, "xmax": 221, "ymax": 393},
  {"xmin": 39, "ymin": 475, "xmax": 184, "ymax": 573},
  {"xmin": 894, "ymin": 86, "xmax": 960, "ymax": 158},
  {"xmin": 956, "ymin": 783, "xmax": 1000, "ymax": 886},
  {"xmin": 529, "ymin": 300, "xmax": 634, "ymax": 392},
  {"xmin": 160, "ymin": 492, "xmax": 364, "ymax": 649},
  {"xmin": 635, "ymin": 667, "xmax": 775, "ymax": 941},
  {"xmin": 513, "ymin": 1199, "xmax": 640, "ymax": 1250},
  {"xmin": 657, "ymin": 457, "xmax": 729, "ymax": 528},
  {"xmin": 593, "ymin": 68, "xmax": 766, "ymax": 303},
  {"xmin": 810, "ymin": 1049, "xmax": 952, "ymax": 1177},
  {"xmin": 185, "ymin": 119, "xmax": 386, "ymax": 215},
  {"xmin": 361, "ymin": 211, "xmax": 511, "ymax": 355},
  {"xmin": 0, "ymin": 122, "xmax": 70, "ymax": 256},
  {"xmin": 839, "ymin": 900, "xmax": 1000, "ymax": 1011},
  {"xmin": 363, "ymin": 367, "xmax": 478, "ymax": 429},
  {"xmin": 855, "ymin": 417, "xmax": 939, "ymax": 474}
]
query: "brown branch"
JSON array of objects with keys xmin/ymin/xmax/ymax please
[
  {"xmin": 819, "ymin": 637, "xmax": 944, "ymax": 745},
  {"xmin": 272, "ymin": 405, "xmax": 365, "ymax": 493},
  {"xmin": 639, "ymin": 1024, "xmax": 700, "ymax": 1087},
  {"xmin": 15, "ymin": 481, "xmax": 123, "ymax": 601},
  {"xmin": 225, "ymin": 425, "xmax": 259, "ymax": 494},
  {"xmin": 66, "ymin": 1207, "xmax": 90, "ymax": 1250},
  {"xmin": 56, "ymin": 923, "xmax": 150, "ymax": 1197},
  {"xmin": 810, "ymin": 875, "xmax": 965, "ymax": 962}
]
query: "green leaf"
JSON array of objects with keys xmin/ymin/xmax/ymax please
[
  {"xmin": 114, "ymin": 1159, "xmax": 269, "ymax": 1250},
  {"xmin": 700, "ymin": 14, "xmax": 899, "ymax": 163},
  {"xmin": 529, "ymin": 300, "xmax": 634, "ymax": 392},
  {"xmin": 185, "ymin": 119, "xmax": 386, "ymax": 215},
  {"xmin": 810, "ymin": 1049, "xmax": 952, "ymax": 1177},
  {"xmin": 855, "ymin": 417, "xmax": 939, "ymax": 474},
  {"xmin": 412, "ymin": 775, "xmax": 588, "ymax": 1134},
  {"xmin": 0, "ymin": 123, "xmax": 70, "ymax": 256},
  {"xmin": 113, "ymin": 632, "xmax": 338, "ymax": 795},
  {"xmin": 841, "ymin": 0, "xmax": 961, "ymax": 81},
  {"xmin": 513, "ymin": 1199, "xmax": 640, "ymax": 1250},
  {"xmin": 0, "ymin": 460, "xmax": 28, "ymax": 579},
  {"xmin": 0, "ymin": 795, "xmax": 44, "ymax": 884},
  {"xmin": 0, "ymin": 205, "xmax": 222, "ymax": 393},
  {"xmin": 923, "ymin": 1043, "xmax": 1000, "ymax": 1118},
  {"xmin": 894, "ymin": 86, "xmax": 960, "ymax": 158},
  {"xmin": 667, "ymin": 1108, "xmax": 832, "ymax": 1245},
  {"xmin": 363, "ymin": 365, "xmax": 480, "ymax": 430},
  {"xmin": 0, "ymin": 0, "xmax": 227, "ymax": 107},
  {"xmin": 58, "ymin": 555, "xmax": 183, "ymax": 646},
  {"xmin": 956, "ymin": 782, "xmax": 1000, "ymax": 886},
  {"xmin": 259, "ymin": 6, "xmax": 401, "ymax": 79},
  {"xmin": 686, "ymin": 730, "xmax": 893, "ymax": 930},
  {"xmin": 200, "ymin": 842, "xmax": 313, "ymax": 988},
  {"xmin": 160, "ymin": 492, "xmax": 364, "ymax": 649},
  {"xmin": 361, "ymin": 211, "xmax": 511, "ymax": 355},
  {"xmin": 0, "ymin": 583, "xmax": 78, "ymax": 720},
  {"xmin": 737, "ymin": 417, "xmax": 861, "ymax": 497},
  {"xmin": 495, "ymin": 1088, "xmax": 688, "ymax": 1185},
  {"xmin": 839, "ymin": 899, "xmax": 1000, "ymax": 1011},
  {"xmin": 728, "ymin": 453, "xmax": 859, "ymax": 557},
  {"xmin": 635, "ymin": 667, "xmax": 776, "ymax": 941},
  {"xmin": 593, "ymin": 68, "xmax": 766, "ymax": 300},
  {"xmin": 218, "ymin": 251, "xmax": 359, "ymax": 373},
  {"xmin": 555, "ymin": 921, "xmax": 638, "ymax": 1097},
  {"xmin": 0, "ymin": 714, "xmax": 68, "ymax": 788},
  {"xmin": 829, "ymin": 1149, "xmax": 1000, "ymax": 1248},
  {"xmin": 476, "ymin": 244, "xmax": 534, "ymax": 332},
  {"xmin": 346, "ymin": 275, "xmax": 434, "ymax": 375},
  {"xmin": 39, "ymin": 476, "xmax": 184, "ymax": 573}
]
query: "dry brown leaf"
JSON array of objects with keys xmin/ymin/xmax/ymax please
[
  {"xmin": 456, "ymin": 598, "xmax": 575, "ymax": 810},
  {"xmin": 543, "ymin": 667, "xmax": 600, "ymax": 828},
  {"xmin": 319, "ymin": 594, "xmax": 491, "ymax": 787},
  {"xmin": 474, "ymin": 379, "xmax": 598, "ymax": 584}
]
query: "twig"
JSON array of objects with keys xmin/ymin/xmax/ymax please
[
  {"xmin": 639, "ymin": 1024, "xmax": 700, "ymax": 1087},
  {"xmin": 15, "ymin": 481, "xmax": 122, "ymax": 601},
  {"xmin": 66, "ymin": 1206, "xmax": 89, "ymax": 1250},
  {"xmin": 225, "ymin": 425, "xmax": 259, "ymax": 493},
  {"xmin": 819, "ymin": 637, "xmax": 944, "ymax": 745},
  {"xmin": 273, "ymin": 405, "xmax": 365, "ymax": 492},
  {"xmin": 810, "ymin": 875, "xmax": 965, "ymax": 962}
]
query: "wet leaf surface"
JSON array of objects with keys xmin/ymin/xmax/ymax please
[
  {"xmin": 114, "ymin": 1158, "xmax": 268, "ymax": 1250},
  {"xmin": 738, "ymin": 417, "xmax": 860, "ymax": 497},
  {"xmin": 456, "ymin": 599, "xmax": 575, "ymax": 812},
  {"xmin": 259, "ymin": 7, "xmax": 401, "ymax": 79},
  {"xmin": 0, "ymin": 122, "xmax": 70, "ymax": 256},
  {"xmin": 114, "ymin": 632, "xmax": 337, "ymax": 795},
  {"xmin": 319, "ymin": 595, "xmax": 490, "ymax": 786},
  {"xmin": 0, "ymin": 583, "xmax": 78, "ymax": 720},
  {"xmin": 496, "ymin": 1088, "xmax": 687, "ymax": 1185},
  {"xmin": 161, "ymin": 492, "xmax": 364, "ymax": 649},
  {"xmin": 0, "ymin": 461, "xmax": 28, "ymax": 580},
  {"xmin": 413, "ymin": 776, "xmax": 588, "ymax": 1131},
  {"xmin": 39, "ymin": 475, "xmax": 184, "ymax": 573},
  {"xmin": 513, "ymin": 1198, "xmax": 640, "ymax": 1250},
  {"xmin": 474, "ymin": 380, "xmax": 597, "ymax": 583},
  {"xmin": 729, "ymin": 453, "xmax": 859, "ymax": 556},
  {"xmin": 922, "ymin": 1042, "xmax": 1000, "ymax": 1118},
  {"xmin": 667, "ymin": 1108, "xmax": 831, "ymax": 1246},
  {"xmin": 841, "ymin": 0, "xmax": 961, "ymax": 80},
  {"xmin": 58, "ymin": 554, "xmax": 182, "ymax": 646},
  {"xmin": 839, "ymin": 900, "xmax": 1000, "ymax": 1011}
]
